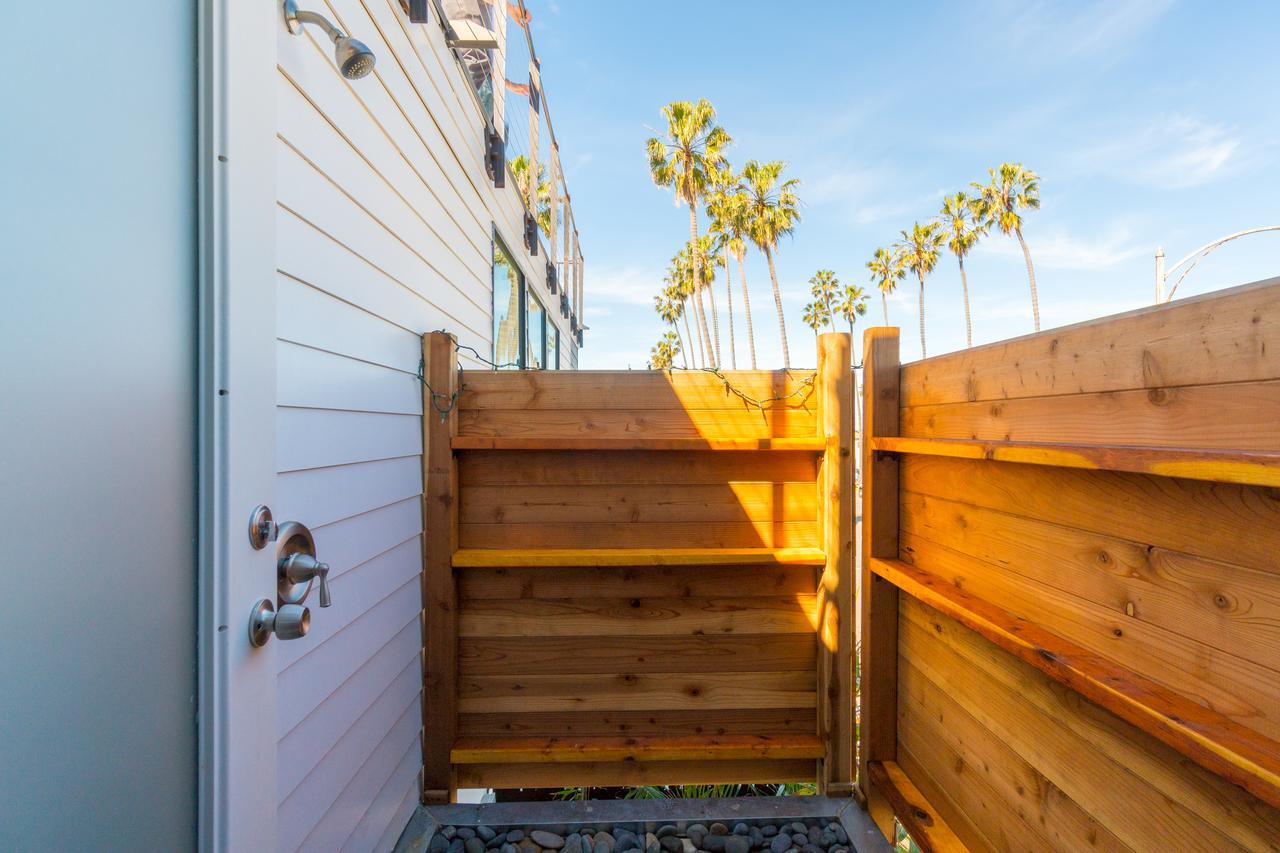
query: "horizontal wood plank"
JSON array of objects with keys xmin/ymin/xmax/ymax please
[
  {"xmin": 458, "ymin": 596, "xmax": 817, "ymax": 638},
  {"xmin": 457, "ymin": 709, "xmax": 817, "ymax": 739},
  {"xmin": 461, "ymin": 483, "xmax": 818, "ymax": 525},
  {"xmin": 451, "ymin": 733, "xmax": 825, "ymax": 764},
  {"xmin": 900, "ymin": 598, "xmax": 1280, "ymax": 851},
  {"xmin": 459, "ymin": 449, "xmax": 819, "ymax": 487},
  {"xmin": 457, "ymin": 758, "xmax": 816, "ymax": 789},
  {"xmin": 459, "ymin": 633, "xmax": 816, "ymax": 675},
  {"xmin": 458, "ymin": 408, "xmax": 820, "ymax": 440},
  {"xmin": 875, "ymin": 435, "xmax": 1280, "ymax": 488},
  {"xmin": 900, "ymin": 378, "xmax": 1280, "ymax": 450},
  {"xmin": 452, "ymin": 547, "xmax": 826, "ymax": 568},
  {"xmin": 457, "ymin": 564, "xmax": 818, "ymax": 601},
  {"xmin": 459, "ymin": 520, "xmax": 820, "ymax": 549},
  {"xmin": 458, "ymin": 370, "xmax": 818, "ymax": 410},
  {"xmin": 458, "ymin": 670, "xmax": 817, "ymax": 713},
  {"xmin": 453, "ymin": 436, "xmax": 826, "ymax": 451},
  {"xmin": 867, "ymin": 760, "xmax": 969, "ymax": 853},
  {"xmin": 900, "ymin": 455, "xmax": 1280, "ymax": 575},
  {"xmin": 899, "ymin": 277, "xmax": 1280, "ymax": 406},
  {"xmin": 873, "ymin": 557, "xmax": 1280, "ymax": 810},
  {"xmin": 901, "ymin": 490, "xmax": 1280, "ymax": 672}
]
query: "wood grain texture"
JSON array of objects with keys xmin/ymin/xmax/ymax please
[
  {"xmin": 459, "ymin": 519, "xmax": 820, "ymax": 549},
  {"xmin": 875, "ymin": 557, "xmax": 1280, "ymax": 810},
  {"xmin": 898, "ymin": 655, "xmax": 1131, "ymax": 853},
  {"xmin": 457, "ymin": 709, "xmax": 817, "ymax": 738},
  {"xmin": 859, "ymin": 327, "xmax": 901, "ymax": 823},
  {"xmin": 874, "ymin": 435, "xmax": 1280, "ymax": 488},
  {"xmin": 453, "ymin": 436, "xmax": 826, "ymax": 451},
  {"xmin": 816, "ymin": 333, "xmax": 855, "ymax": 792},
  {"xmin": 457, "ymin": 758, "xmax": 815, "ymax": 789},
  {"xmin": 458, "ymin": 370, "xmax": 818, "ymax": 410},
  {"xmin": 900, "ymin": 455, "xmax": 1280, "ymax": 575},
  {"xmin": 452, "ymin": 547, "xmax": 826, "ymax": 567},
  {"xmin": 459, "ymin": 634, "xmax": 817, "ymax": 675},
  {"xmin": 900, "ymin": 378, "xmax": 1280, "ymax": 450},
  {"xmin": 458, "ymin": 449, "xmax": 819, "ymax": 486},
  {"xmin": 457, "ymin": 670, "xmax": 817, "ymax": 713},
  {"xmin": 899, "ymin": 276, "xmax": 1280, "ymax": 406},
  {"xmin": 458, "ymin": 408, "xmax": 820, "ymax": 440},
  {"xmin": 458, "ymin": 595, "xmax": 817, "ymax": 638},
  {"xmin": 866, "ymin": 760, "xmax": 969, "ymax": 853},
  {"xmin": 901, "ymin": 490, "xmax": 1280, "ymax": 675},
  {"xmin": 450, "ymin": 733, "xmax": 825, "ymax": 763},
  {"xmin": 461, "ymin": 483, "xmax": 818, "ymax": 525},
  {"xmin": 421, "ymin": 331, "xmax": 457, "ymax": 802},
  {"xmin": 900, "ymin": 597, "xmax": 1280, "ymax": 852},
  {"xmin": 457, "ymin": 564, "xmax": 818, "ymax": 601}
]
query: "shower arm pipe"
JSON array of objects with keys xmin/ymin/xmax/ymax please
[
  {"xmin": 292, "ymin": 8, "xmax": 343, "ymax": 41},
  {"xmin": 1161, "ymin": 225, "xmax": 1280, "ymax": 302}
]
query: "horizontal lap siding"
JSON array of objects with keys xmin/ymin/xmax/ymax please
[
  {"xmin": 274, "ymin": 0, "xmax": 573, "ymax": 847},
  {"xmin": 887, "ymin": 280, "xmax": 1280, "ymax": 850}
]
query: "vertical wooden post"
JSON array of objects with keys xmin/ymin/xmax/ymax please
[
  {"xmin": 527, "ymin": 60, "xmax": 540, "ymax": 233},
  {"xmin": 548, "ymin": 145, "xmax": 559, "ymax": 273},
  {"xmin": 858, "ymin": 328, "xmax": 900, "ymax": 835},
  {"xmin": 816, "ymin": 333, "xmax": 855, "ymax": 795},
  {"xmin": 422, "ymin": 331, "xmax": 458, "ymax": 803}
]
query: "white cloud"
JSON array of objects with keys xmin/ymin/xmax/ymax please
[
  {"xmin": 1074, "ymin": 115, "xmax": 1243, "ymax": 189},
  {"xmin": 973, "ymin": 225, "xmax": 1145, "ymax": 270},
  {"xmin": 990, "ymin": 0, "xmax": 1174, "ymax": 64}
]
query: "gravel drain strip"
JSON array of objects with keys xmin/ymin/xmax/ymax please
[{"xmin": 395, "ymin": 796, "xmax": 892, "ymax": 853}]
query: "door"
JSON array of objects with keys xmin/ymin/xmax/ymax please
[{"xmin": 0, "ymin": 1, "xmax": 277, "ymax": 850}]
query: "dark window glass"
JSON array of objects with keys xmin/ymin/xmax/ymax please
[{"xmin": 526, "ymin": 291, "xmax": 546, "ymax": 369}]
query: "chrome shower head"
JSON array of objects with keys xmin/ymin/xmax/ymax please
[
  {"xmin": 334, "ymin": 35, "xmax": 376, "ymax": 80},
  {"xmin": 284, "ymin": 0, "xmax": 376, "ymax": 81}
]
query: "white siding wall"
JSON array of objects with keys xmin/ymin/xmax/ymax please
[{"xmin": 274, "ymin": 1, "xmax": 577, "ymax": 850}]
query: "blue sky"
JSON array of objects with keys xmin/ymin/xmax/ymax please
[{"xmin": 530, "ymin": 0, "xmax": 1279, "ymax": 368}]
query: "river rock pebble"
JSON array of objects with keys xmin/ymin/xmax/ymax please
[
  {"xmin": 464, "ymin": 837, "xmax": 486, "ymax": 853},
  {"xmin": 768, "ymin": 832, "xmax": 791, "ymax": 853},
  {"xmin": 709, "ymin": 823, "xmax": 729, "ymax": 837},
  {"xmin": 724, "ymin": 835, "xmax": 750, "ymax": 853},
  {"xmin": 532, "ymin": 831, "xmax": 565, "ymax": 850},
  {"xmin": 656, "ymin": 825, "xmax": 678, "ymax": 840}
]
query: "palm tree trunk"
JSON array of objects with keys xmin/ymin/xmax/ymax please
[
  {"xmin": 672, "ymin": 321, "xmax": 688, "ymax": 369},
  {"xmin": 737, "ymin": 252, "xmax": 757, "ymax": 369},
  {"xmin": 682, "ymin": 302, "xmax": 699, "ymax": 369},
  {"xmin": 763, "ymin": 246, "xmax": 790, "ymax": 368},
  {"xmin": 723, "ymin": 248, "xmax": 736, "ymax": 369},
  {"xmin": 689, "ymin": 205, "xmax": 714, "ymax": 365},
  {"xmin": 917, "ymin": 273, "xmax": 927, "ymax": 359},
  {"xmin": 1015, "ymin": 227, "xmax": 1040, "ymax": 332},
  {"xmin": 693, "ymin": 287, "xmax": 712, "ymax": 367},
  {"xmin": 958, "ymin": 256, "xmax": 973, "ymax": 348},
  {"xmin": 881, "ymin": 292, "xmax": 889, "ymax": 326},
  {"xmin": 706, "ymin": 268, "xmax": 721, "ymax": 367}
]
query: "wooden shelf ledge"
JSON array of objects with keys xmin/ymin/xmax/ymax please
[
  {"xmin": 867, "ymin": 760, "xmax": 968, "ymax": 853},
  {"xmin": 453, "ymin": 547, "xmax": 827, "ymax": 568},
  {"xmin": 452, "ymin": 436, "xmax": 827, "ymax": 451},
  {"xmin": 870, "ymin": 557, "xmax": 1280, "ymax": 810},
  {"xmin": 451, "ymin": 734, "xmax": 826, "ymax": 764},
  {"xmin": 870, "ymin": 436, "xmax": 1280, "ymax": 488}
]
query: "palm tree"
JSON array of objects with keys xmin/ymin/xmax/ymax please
[
  {"xmin": 509, "ymin": 154, "xmax": 553, "ymax": 235},
  {"xmin": 802, "ymin": 301, "xmax": 830, "ymax": 336},
  {"xmin": 649, "ymin": 331, "xmax": 681, "ymax": 370},
  {"xmin": 654, "ymin": 285, "xmax": 688, "ymax": 368},
  {"xmin": 897, "ymin": 221, "xmax": 945, "ymax": 359},
  {"xmin": 664, "ymin": 262, "xmax": 700, "ymax": 369},
  {"xmin": 809, "ymin": 269, "xmax": 840, "ymax": 322},
  {"xmin": 834, "ymin": 283, "xmax": 870, "ymax": 336},
  {"xmin": 939, "ymin": 192, "xmax": 986, "ymax": 348},
  {"xmin": 708, "ymin": 178, "xmax": 757, "ymax": 367},
  {"xmin": 866, "ymin": 246, "xmax": 907, "ymax": 326},
  {"xmin": 672, "ymin": 238, "xmax": 718, "ymax": 366},
  {"xmin": 741, "ymin": 160, "xmax": 801, "ymax": 368},
  {"xmin": 647, "ymin": 100, "xmax": 731, "ymax": 366},
  {"xmin": 973, "ymin": 163, "xmax": 1042, "ymax": 330},
  {"xmin": 706, "ymin": 169, "xmax": 741, "ymax": 368}
]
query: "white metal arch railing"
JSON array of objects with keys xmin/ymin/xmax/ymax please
[{"xmin": 1155, "ymin": 225, "xmax": 1280, "ymax": 302}]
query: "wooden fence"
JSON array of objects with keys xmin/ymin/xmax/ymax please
[
  {"xmin": 421, "ymin": 332, "xmax": 857, "ymax": 800},
  {"xmin": 859, "ymin": 277, "xmax": 1280, "ymax": 851}
]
